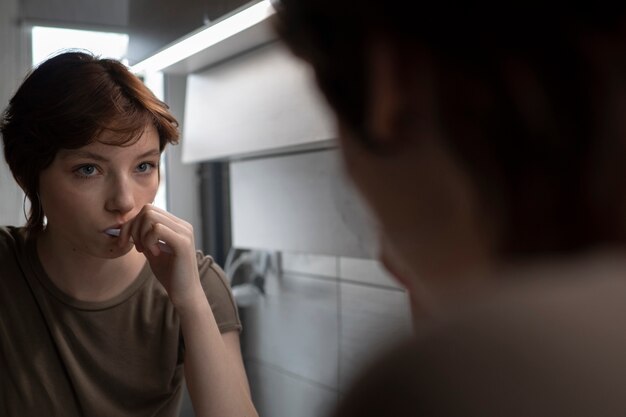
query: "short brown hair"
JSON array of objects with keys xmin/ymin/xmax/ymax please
[{"xmin": 1, "ymin": 51, "xmax": 180, "ymax": 234}]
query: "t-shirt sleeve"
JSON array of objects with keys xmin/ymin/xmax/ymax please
[{"xmin": 196, "ymin": 251, "xmax": 242, "ymax": 333}]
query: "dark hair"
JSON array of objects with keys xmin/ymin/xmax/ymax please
[
  {"xmin": 274, "ymin": 3, "xmax": 626, "ymax": 257},
  {"xmin": 1, "ymin": 50, "xmax": 180, "ymax": 234}
]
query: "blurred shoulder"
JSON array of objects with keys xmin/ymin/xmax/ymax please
[{"xmin": 335, "ymin": 250, "xmax": 626, "ymax": 417}]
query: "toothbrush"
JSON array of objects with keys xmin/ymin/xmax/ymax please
[{"xmin": 105, "ymin": 228, "xmax": 173, "ymax": 254}]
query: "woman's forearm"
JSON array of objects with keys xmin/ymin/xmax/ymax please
[{"xmin": 178, "ymin": 288, "xmax": 258, "ymax": 417}]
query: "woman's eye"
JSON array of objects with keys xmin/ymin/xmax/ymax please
[
  {"xmin": 76, "ymin": 165, "xmax": 97, "ymax": 177},
  {"xmin": 137, "ymin": 162, "xmax": 155, "ymax": 173}
]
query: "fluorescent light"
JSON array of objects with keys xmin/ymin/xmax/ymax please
[{"xmin": 131, "ymin": 0, "xmax": 275, "ymax": 74}]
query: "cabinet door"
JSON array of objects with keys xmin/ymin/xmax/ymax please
[{"xmin": 183, "ymin": 42, "xmax": 336, "ymax": 162}]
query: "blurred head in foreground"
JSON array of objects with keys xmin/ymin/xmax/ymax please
[{"xmin": 273, "ymin": 3, "xmax": 626, "ymax": 310}]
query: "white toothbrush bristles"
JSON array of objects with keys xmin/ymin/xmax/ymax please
[{"xmin": 105, "ymin": 227, "xmax": 172, "ymax": 254}]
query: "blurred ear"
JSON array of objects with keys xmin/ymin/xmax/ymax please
[{"xmin": 366, "ymin": 38, "xmax": 430, "ymax": 146}]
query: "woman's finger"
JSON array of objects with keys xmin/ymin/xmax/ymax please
[
  {"xmin": 143, "ymin": 222, "xmax": 191, "ymax": 257},
  {"xmin": 131, "ymin": 208, "xmax": 192, "ymax": 253}
]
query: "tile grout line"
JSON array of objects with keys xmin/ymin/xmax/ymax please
[
  {"xmin": 336, "ymin": 256, "xmax": 342, "ymax": 403},
  {"xmin": 245, "ymin": 356, "xmax": 338, "ymax": 392},
  {"xmin": 282, "ymin": 270, "xmax": 405, "ymax": 292}
]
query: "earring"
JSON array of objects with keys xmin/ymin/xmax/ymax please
[
  {"xmin": 22, "ymin": 193, "xmax": 28, "ymax": 222},
  {"xmin": 36, "ymin": 192, "xmax": 46, "ymax": 227}
]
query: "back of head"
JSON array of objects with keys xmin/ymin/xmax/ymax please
[
  {"xmin": 274, "ymin": 3, "xmax": 626, "ymax": 258},
  {"xmin": 0, "ymin": 51, "xmax": 179, "ymax": 234}
]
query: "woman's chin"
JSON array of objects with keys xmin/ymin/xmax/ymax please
[{"xmin": 101, "ymin": 242, "xmax": 135, "ymax": 259}]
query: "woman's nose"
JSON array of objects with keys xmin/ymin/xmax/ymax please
[{"xmin": 104, "ymin": 174, "xmax": 135, "ymax": 214}]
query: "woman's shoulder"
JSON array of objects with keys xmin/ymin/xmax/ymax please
[
  {"xmin": 195, "ymin": 251, "xmax": 228, "ymax": 283},
  {"xmin": 194, "ymin": 251, "xmax": 234, "ymax": 298},
  {"xmin": 194, "ymin": 251, "xmax": 241, "ymax": 332},
  {"xmin": 0, "ymin": 226, "xmax": 31, "ymax": 290}
]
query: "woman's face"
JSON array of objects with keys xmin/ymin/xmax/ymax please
[{"xmin": 38, "ymin": 125, "xmax": 161, "ymax": 258}]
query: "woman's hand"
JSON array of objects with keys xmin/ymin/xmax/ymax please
[
  {"xmin": 118, "ymin": 204, "xmax": 202, "ymax": 308},
  {"xmin": 119, "ymin": 205, "xmax": 259, "ymax": 417}
]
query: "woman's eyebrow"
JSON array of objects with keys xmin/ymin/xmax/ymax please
[
  {"xmin": 59, "ymin": 149, "xmax": 160, "ymax": 161},
  {"xmin": 59, "ymin": 150, "xmax": 108, "ymax": 162},
  {"xmin": 136, "ymin": 149, "xmax": 161, "ymax": 159}
]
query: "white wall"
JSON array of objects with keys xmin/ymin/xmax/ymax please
[
  {"xmin": 241, "ymin": 252, "xmax": 413, "ymax": 417},
  {"xmin": 164, "ymin": 74, "xmax": 202, "ymax": 245},
  {"xmin": 230, "ymin": 149, "xmax": 378, "ymax": 258},
  {"xmin": 0, "ymin": 0, "xmax": 30, "ymax": 227}
]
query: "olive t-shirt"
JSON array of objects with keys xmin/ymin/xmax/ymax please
[{"xmin": 0, "ymin": 226, "xmax": 241, "ymax": 416}]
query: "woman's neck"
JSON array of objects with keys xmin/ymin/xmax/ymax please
[{"xmin": 36, "ymin": 229, "xmax": 146, "ymax": 303}]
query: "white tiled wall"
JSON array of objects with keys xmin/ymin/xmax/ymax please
[
  {"xmin": 339, "ymin": 280, "xmax": 412, "ymax": 391},
  {"xmin": 243, "ymin": 266, "xmax": 340, "ymax": 390},
  {"xmin": 339, "ymin": 257, "xmax": 404, "ymax": 290},
  {"xmin": 230, "ymin": 148, "xmax": 412, "ymax": 416},
  {"xmin": 246, "ymin": 359, "xmax": 338, "ymax": 417},
  {"xmin": 281, "ymin": 252, "xmax": 339, "ymax": 278},
  {"xmin": 240, "ymin": 252, "xmax": 413, "ymax": 417}
]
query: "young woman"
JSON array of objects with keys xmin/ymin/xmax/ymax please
[{"xmin": 0, "ymin": 51, "xmax": 258, "ymax": 417}]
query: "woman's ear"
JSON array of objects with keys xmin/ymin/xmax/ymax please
[{"xmin": 365, "ymin": 37, "xmax": 434, "ymax": 147}]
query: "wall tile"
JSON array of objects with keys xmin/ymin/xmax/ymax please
[
  {"xmin": 240, "ymin": 271, "xmax": 339, "ymax": 389},
  {"xmin": 281, "ymin": 252, "xmax": 338, "ymax": 278},
  {"xmin": 339, "ymin": 283, "xmax": 413, "ymax": 392},
  {"xmin": 339, "ymin": 257, "xmax": 403, "ymax": 290},
  {"xmin": 246, "ymin": 360, "xmax": 337, "ymax": 417}
]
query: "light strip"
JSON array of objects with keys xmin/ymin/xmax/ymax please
[{"xmin": 130, "ymin": 0, "xmax": 275, "ymax": 74}]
